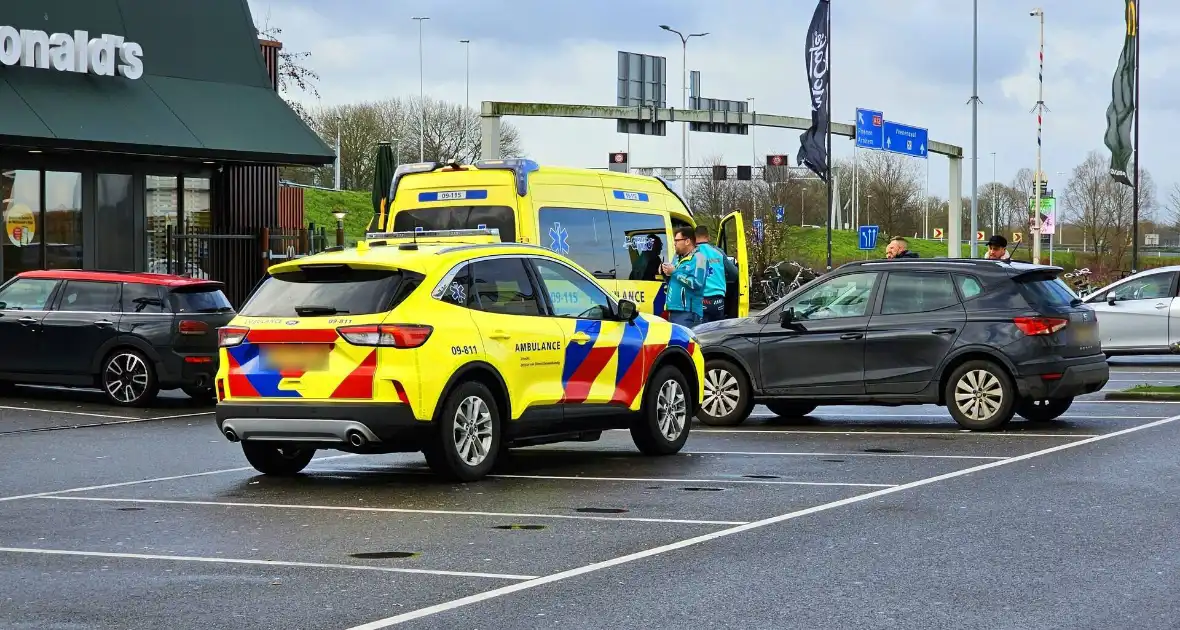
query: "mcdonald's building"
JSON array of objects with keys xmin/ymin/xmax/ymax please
[{"xmin": 0, "ymin": 0, "xmax": 336, "ymax": 304}]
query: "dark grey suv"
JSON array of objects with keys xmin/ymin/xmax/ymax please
[{"xmin": 694, "ymin": 259, "xmax": 1109, "ymax": 430}]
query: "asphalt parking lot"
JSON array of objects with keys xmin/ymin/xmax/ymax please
[{"xmin": 3, "ymin": 359, "xmax": 1180, "ymax": 630}]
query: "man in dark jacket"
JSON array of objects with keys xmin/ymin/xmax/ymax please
[{"xmin": 885, "ymin": 236, "xmax": 919, "ymax": 259}]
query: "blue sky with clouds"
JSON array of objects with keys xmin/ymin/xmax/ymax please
[{"xmin": 247, "ymin": 0, "xmax": 1175, "ymax": 205}]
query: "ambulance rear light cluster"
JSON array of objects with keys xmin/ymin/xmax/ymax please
[
  {"xmin": 336, "ymin": 324, "xmax": 433, "ymax": 348},
  {"xmin": 218, "ymin": 326, "xmax": 250, "ymax": 348}
]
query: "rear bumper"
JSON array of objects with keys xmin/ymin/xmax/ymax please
[
  {"xmin": 157, "ymin": 351, "xmax": 219, "ymax": 390},
  {"xmin": 214, "ymin": 401, "xmax": 431, "ymax": 450},
  {"xmin": 1014, "ymin": 357, "xmax": 1110, "ymax": 399}
]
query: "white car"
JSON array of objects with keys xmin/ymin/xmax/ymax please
[{"xmin": 1081, "ymin": 265, "xmax": 1180, "ymax": 355}]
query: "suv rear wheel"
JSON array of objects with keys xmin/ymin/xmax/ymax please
[
  {"xmin": 1016, "ymin": 397, "xmax": 1073, "ymax": 422},
  {"xmin": 424, "ymin": 380, "xmax": 500, "ymax": 482},
  {"xmin": 945, "ymin": 360, "xmax": 1016, "ymax": 431},
  {"xmin": 101, "ymin": 349, "xmax": 159, "ymax": 407},
  {"xmin": 242, "ymin": 443, "xmax": 315, "ymax": 476},
  {"xmin": 631, "ymin": 365, "xmax": 692, "ymax": 455},
  {"xmin": 699, "ymin": 359, "xmax": 753, "ymax": 426}
]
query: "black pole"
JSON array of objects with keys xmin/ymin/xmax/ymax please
[
  {"xmin": 824, "ymin": 3, "xmax": 833, "ymax": 271},
  {"xmin": 1131, "ymin": 0, "xmax": 1141, "ymax": 273}
]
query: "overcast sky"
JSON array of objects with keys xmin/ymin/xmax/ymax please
[{"xmin": 246, "ymin": 0, "xmax": 1170, "ymax": 202}]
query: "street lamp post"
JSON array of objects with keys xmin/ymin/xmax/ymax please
[
  {"xmin": 969, "ymin": 0, "xmax": 981, "ymax": 257},
  {"xmin": 659, "ymin": 25, "xmax": 708, "ymax": 191},
  {"xmin": 747, "ymin": 97, "xmax": 756, "ymax": 169},
  {"xmin": 1030, "ymin": 8, "xmax": 1046, "ymax": 264},
  {"xmin": 412, "ymin": 16, "xmax": 430, "ymax": 162},
  {"xmin": 460, "ymin": 39, "xmax": 471, "ymax": 160},
  {"xmin": 991, "ymin": 151, "xmax": 997, "ymax": 234}
]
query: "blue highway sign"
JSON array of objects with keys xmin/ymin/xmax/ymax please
[
  {"xmin": 773, "ymin": 206, "xmax": 784, "ymax": 223},
  {"xmin": 752, "ymin": 218, "xmax": 764, "ymax": 243},
  {"xmin": 855, "ymin": 108, "xmax": 884, "ymax": 149},
  {"xmin": 883, "ymin": 121, "xmax": 928, "ymax": 158},
  {"xmin": 858, "ymin": 225, "xmax": 880, "ymax": 250}
]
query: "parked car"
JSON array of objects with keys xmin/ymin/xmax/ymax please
[
  {"xmin": 1079, "ymin": 265, "xmax": 1180, "ymax": 355},
  {"xmin": 0, "ymin": 270, "xmax": 235, "ymax": 406},
  {"xmin": 694, "ymin": 259, "xmax": 1109, "ymax": 431}
]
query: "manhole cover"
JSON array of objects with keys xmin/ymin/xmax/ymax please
[
  {"xmin": 863, "ymin": 448, "xmax": 904, "ymax": 454},
  {"xmin": 116, "ymin": 507, "xmax": 145, "ymax": 511},
  {"xmin": 349, "ymin": 551, "xmax": 418, "ymax": 559},
  {"xmin": 682, "ymin": 487, "xmax": 724, "ymax": 492},
  {"xmin": 494, "ymin": 524, "xmax": 547, "ymax": 530},
  {"xmin": 742, "ymin": 474, "xmax": 780, "ymax": 480},
  {"xmin": 576, "ymin": 507, "xmax": 628, "ymax": 514}
]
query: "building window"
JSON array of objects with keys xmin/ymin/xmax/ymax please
[
  {"xmin": 1, "ymin": 169, "xmax": 42, "ymax": 282},
  {"xmin": 44, "ymin": 171, "xmax": 82, "ymax": 270},
  {"xmin": 145, "ymin": 175, "xmax": 177, "ymax": 273},
  {"xmin": 96, "ymin": 174, "xmax": 135, "ymax": 271},
  {"xmin": 181, "ymin": 176, "xmax": 211, "ymax": 279}
]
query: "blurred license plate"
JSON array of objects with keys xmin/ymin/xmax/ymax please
[{"xmin": 262, "ymin": 345, "xmax": 330, "ymax": 371}]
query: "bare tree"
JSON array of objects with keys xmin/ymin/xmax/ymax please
[
  {"xmin": 256, "ymin": 25, "xmax": 319, "ymax": 128},
  {"xmin": 1062, "ymin": 149, "xmax": 1155, "ymax": 269}
]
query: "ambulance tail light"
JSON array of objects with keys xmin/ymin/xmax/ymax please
[
  {"xmin": 218, "ymin": 326, "xmax": 250, "ymax": 347},
  {"xmin": 337, "ymin": 324, "xmax": 433, "ymax": 348}
]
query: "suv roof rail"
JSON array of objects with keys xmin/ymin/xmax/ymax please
[{"xmin": 361, "ymin": 228, "xmax": 502, "ymax": 251}]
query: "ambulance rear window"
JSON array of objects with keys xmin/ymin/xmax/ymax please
[
  {"xmin": 393, "ymin": 206, "xmax": 516, "ymax": 241},
  {"xmin": 239, "ymin": 265, "xmax": 421, "ymax": 317}
]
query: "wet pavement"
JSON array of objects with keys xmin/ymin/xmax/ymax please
[{"xmin": 2, "ymin": 364, "xmax": 1179, "ymax": 629}]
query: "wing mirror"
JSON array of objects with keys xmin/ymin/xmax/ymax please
[
  {"xmin": 617, "ymin": 299, "xmax": 639, "ymax": 322},
  {"xmin": 779, "ymin": 307, "xmax": 797, "ymax": 328},
  {"xmin": 1107, "ymin": 294, "xmax": 1117, "ymax": 305}
]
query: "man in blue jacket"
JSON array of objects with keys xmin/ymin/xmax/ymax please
[
  {"xmin": 660, "ymin": 226, "xmax": 705, "ymax": 328},
  {"xmin": 695, "ymin": 225, "xmax": 738, "ymax": 323}
]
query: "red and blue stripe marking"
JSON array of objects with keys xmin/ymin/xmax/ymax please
[{"xmin": 224, "ymin": 329, "xmax": 376, "ymax": 399}]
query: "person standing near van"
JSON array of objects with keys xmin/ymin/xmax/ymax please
[
  {"xmin": 660, "ymin": 226, "xmax": 706, "ymax": 328},
  {"xmin": 694, "ymin": 225, "xmax": 737, "ymax": 323}
]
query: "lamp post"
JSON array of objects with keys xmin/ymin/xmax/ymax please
[
  {"xmin": 333, "ymin": 210, "xmax": 346, "ymax": 247},
  {"xmin": 747, "ymin": 97, "xmax": 756, "ymax": 169},
  {"xmin": 969, "ymin": 0, "xmax": 981, "ymax": 257},
  {"xmin": 991, "ymin": 151, "xmax": 997, "ymax": 235},
  {"xmin": 659, "ymin": 25, "xmax": 708, "ymax": 190},
  {"xmin": 460, "ymin": 39, "xmax": 471, "ymax": 161},
  {"xmin": 412, "ymin": 16, "xmax": 430, "ymax": 162},
  {"xmin": 1030, "ymin": 7, "xmax": 1046, "ymax": 264}
]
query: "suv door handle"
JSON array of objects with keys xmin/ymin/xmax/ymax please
[
  {"xmin": 932, "ymin": 327, "xmax": 957, "ymax": 335},
  {"xmin": 17, "ymin": 316, "xmax": 37, "ymax": 326},
  {"xmin": 839, "ymin": 332, "xmax": 863, "ymax": 340},
  {"xmin": 94, "ymin": 320, "xmax": 114, "ymax": 327},
  {"xmin": 570, "ymin": 332, "xmax": 592, "ymax": 343},
  {"xmin": 487, "ymin": 330, "xmax": 511, "ymax": 340}
]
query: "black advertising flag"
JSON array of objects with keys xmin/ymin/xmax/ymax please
[
  {"xmin": 1104, "ymin": 0, "xmax": 1137, "ymax": 186},
  {"xmin": 797, "ymin": 0, "xmax": 831, "ymax": 181}
]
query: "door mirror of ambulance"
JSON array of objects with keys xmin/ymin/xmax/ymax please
[{"xmin": 617, "ymin": 299, "xmax": 639, "ymax": 322}]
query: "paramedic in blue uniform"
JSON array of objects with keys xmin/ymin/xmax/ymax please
[
  {"xmin": 695, "ymin": 225, "xmax": 737, "ymax": 323},
  {"xmin": 660, "ymin": 226, "xmax": 706, "ymax": 328}
]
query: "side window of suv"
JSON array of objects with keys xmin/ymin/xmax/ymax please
[
  {"xmin": 56, "ymin": 281, "xmax": 120, "ymax": 313},
  {"xmin": 881, "ymin": 272, "xmax": 961, "ymax": 315},
  {"xmin": 438, "ymin": 263, "xmax": 480, "ymax": 309},
  {"xmin": 470, "ymin": 258, "xmax": 542, "ymax": 317},
  {"xmin": 531, "ymin": 258, "xmax": 613, "ymax": 320},
  {"xmin": 783, "ymin": 272, "xmax": 878, "ymax": 321},
  {"xmin": 0, "ymin": 278, "xmax": 59, "ymax": 310},
  {"xmin": 121, "ymin": 283, "xmax": 167, "ymax": 314}
]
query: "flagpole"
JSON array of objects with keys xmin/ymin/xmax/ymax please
[
  {"xmin": 824, "ymin": 1, "xmax": 833, "ymax": 271},
  {"xmin": 1131, "ymin": 0, "xmax": 1140, "ymax": 273}
]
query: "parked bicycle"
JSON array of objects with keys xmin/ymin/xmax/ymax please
[
  {"xmin": 1063, "ymin": 267, "xmax": 1096, "ymax": 297},
  {"xmin": 754, "ymin": 260, "xmax": 820, "ymax": 306}
]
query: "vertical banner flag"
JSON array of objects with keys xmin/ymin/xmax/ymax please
[
  {"xmin": 797, "ymin": 0, "xmax": 831, "ymax": 181},
  {"xmin": 1104, "ymin": 0, "xmax": 1137, "ymax": 186}
]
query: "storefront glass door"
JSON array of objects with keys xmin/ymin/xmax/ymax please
[
  {"xmin": 44, "ymin": 171, "xmax": 82, "ymax": 270},
  {"xmin": 1, "ymin": 169, "xmax": 42, "ymax": 282},
  {"xmin": 94, "ymin": 174, "xmax": 136, "ymax": 271},
  {"xmin": 145, "ymin": 175, "xmax": 178, "ymax": 275}
]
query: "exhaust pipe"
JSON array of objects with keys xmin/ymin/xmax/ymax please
[
  {"xmin": 223, "ymin": 428, "xmax": 239, "ymax": 442},
  {"xmin": 346, "ymin": 430, "xmax": 367, "ymax": 447}
]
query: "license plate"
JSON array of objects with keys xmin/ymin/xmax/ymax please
[
  {"xmin": 437, "ymin": 190, "xmax": 466, "ymax": 200},
  {"xmin": 262, "ymin": 345, "xmax": 330, "ymax": 371}
]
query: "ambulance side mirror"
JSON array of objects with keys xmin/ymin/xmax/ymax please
[{"xmin": 617, "ymin": 299, "xmax": 639, "ymax": 322}]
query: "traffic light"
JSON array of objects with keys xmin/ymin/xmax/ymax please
[
  {"xmin": 712, "ymin": 165, "xmax": 727, "ymax": 180},
  {"xmin": 736, "ymin": 165, "xmax": 752, "ymax": 180}
]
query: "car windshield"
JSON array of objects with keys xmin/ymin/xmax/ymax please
[{"xmin": 239, "ymin": 265, "xmax": 407, "ymax": 317}]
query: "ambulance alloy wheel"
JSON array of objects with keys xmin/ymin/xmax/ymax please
[
  {"xmin": 424, "ymin": 380, "xmax": 501, "ymax": 482},
  {"xmin": 631, "ymin": 365, "xmax": 691, "ymax": 455}
]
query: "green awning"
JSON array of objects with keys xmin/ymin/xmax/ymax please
[{"xmin": 0, "ymin": 0, "xmax": 335, "ymax": 166}]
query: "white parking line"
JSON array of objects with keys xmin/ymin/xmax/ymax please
[
  {"xmin": 344, "ymin": 413, "xmax": 1180, "ymax": 628},
  {"xmin": 482, "ymin": 473, "xmax": 893, "ymax": 488},
  {"xmin": 745, "ymin": 413, "xmax": 1161, "ymax": 420},
  {"xmin": 686, "ymin": 450, "xmax": 1006, "ymax": 460},
  {"xmin": 147, "ymin": 412, "xmax": 215, "ymax": 421},
  {"xmin": 41, "ymin": 496, "xmax": 748, "ymax": 526},
  {"xmin": 0, "ymin": 454, "xmax": 356, "ymax": 503},
  {"xmin": 0, "ymin": 405, "xmax": 134, "ymax": 420},
  {"xmin": 0, "ymin": 547, "xmax": 535, "ymax": 580},
  {"xmin": 694, "ymin": 429, "xmax": 1100, "ymax": 438}
]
